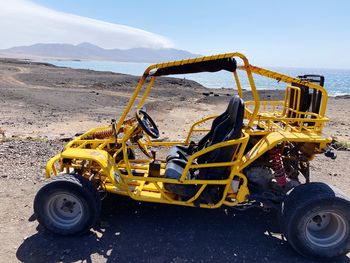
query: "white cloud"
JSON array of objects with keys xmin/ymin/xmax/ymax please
[{"xmin": 0, "ymin": 0, "xmax": 173, "ymax": 49}]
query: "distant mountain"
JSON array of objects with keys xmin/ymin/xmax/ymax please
[{"xmin": 0, "ymin": 42, "xmax": 200, "ymax": 62}]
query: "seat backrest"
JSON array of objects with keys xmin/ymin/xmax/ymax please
[
  {"xmin": 197, "ymin": 96, "xmax": 244, "ymax": 180},
  {"xmin": 196, "ymin": 96, "xmax": 236, "ymax": 151}
]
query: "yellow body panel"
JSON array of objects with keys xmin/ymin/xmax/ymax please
[
  {"xmin": 46, "ymin": 149, "xmax": 117, "ymax": 183},
  {"xmin": 241, "ymin": 131, "xmax": 331, "ymax": 170}
]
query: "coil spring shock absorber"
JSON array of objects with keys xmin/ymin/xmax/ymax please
[
  {"xmin": 89, "ymin": 128, "xmax": 113, "ymax": 139},
  {"xmin": 269, "ymin": 146, "xmax": 287, "ymax": 187},
  {"xmin": 87, "ymin": 120, "xmax": 117, "ymax": 139}
]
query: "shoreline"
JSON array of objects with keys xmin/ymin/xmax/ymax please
[
  {"xmin": 3, "ymin": 57, "xmax": 349, "ymax": 97},
  {"xmin": 0, "ymin": 57, "xmax": 348, "ymax": 143}
]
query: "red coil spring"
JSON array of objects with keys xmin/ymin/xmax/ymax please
[
  {"xmin": 90, "ymin": 128, "xmax": 113, "ymax": 139},
  {"xmin": 269, "ymin": 147, "xmax": 287, "ymax": 187}
]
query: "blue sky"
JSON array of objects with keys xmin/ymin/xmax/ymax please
[{"xmin": 2, "ymin": 0, "xmax": 350, "ymax": 68}]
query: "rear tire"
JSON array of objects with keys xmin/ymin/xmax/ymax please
[
  {"xmin": 34, "ymin": 173, "xmax": 101, "ymax": 235},
  {"xmin": 279, "ymin": 182, "xmax": 350, "ymax": 260}
]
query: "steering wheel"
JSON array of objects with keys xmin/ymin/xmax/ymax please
[{"xmin": 136, "ymin": 109, "xmax": 160, "ymax": 139}]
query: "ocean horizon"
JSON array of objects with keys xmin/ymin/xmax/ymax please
[{"xmin": 46, "ymin": 60, "xmax": 350, "ymax": 96}]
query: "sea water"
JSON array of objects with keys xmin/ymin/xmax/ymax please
[{"xmin": 47, "ymin": 60, "xmax": 350, "ymax": 96}]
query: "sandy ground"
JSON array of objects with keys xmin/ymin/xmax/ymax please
[{"xmin": 0, "ymin": 58, "xmax": 349, "ymax": 263}]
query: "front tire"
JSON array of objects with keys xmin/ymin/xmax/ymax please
[
  {"xmin": 34, "ymin": 173, "xmax": 101, "ymax": 235},
  {"xmin": 280, "ymin": 182, "xmax": 350, "ymax": 260}
]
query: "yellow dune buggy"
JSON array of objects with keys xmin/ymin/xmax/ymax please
[{"xmin": 34, "ymin": 53, "xmax": 350, "ymax": 260}]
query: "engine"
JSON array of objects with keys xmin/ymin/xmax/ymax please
[
  {"xmin": 246, "ymin": 165, "xmax": 300, "ymax": 194},
  {"xmin": 245, "ymin": 142, "xmax": 313, "ymax": 197}
]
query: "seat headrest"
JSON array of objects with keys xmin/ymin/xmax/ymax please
[
  {"xmin": 224, "ymin": 96, "xmax": 236, "ymax": 115},
  {"xmin": 227, "ymin": 96, "xmax": 243, "ymax": 124},
  {"xmin": 225, "ymin": 96, "xmax": 244, "ymax": 140}
]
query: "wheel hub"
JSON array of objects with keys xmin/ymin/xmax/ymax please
[
  {"xmin": 61, "ymin": 199, "xmax": 77, "ymax": 213},
  {"xmin": 306, "ymin": 211, "xmax": 347, "ymax": 248},
  {"xmin": 46, "ymin": 192, "xmax": 83, "ymax": 229}
]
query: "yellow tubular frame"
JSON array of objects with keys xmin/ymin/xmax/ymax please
[
  {"xmin": 113, "ymin": 131, "xmax": 250, "ymax": 208},
  {"xmin": 115, "ymin": 53, "xmax": 259, "ymax": 130},
  {"xmin": 45, "ymin": 52, "xmax": 331, "ymax": 209}
]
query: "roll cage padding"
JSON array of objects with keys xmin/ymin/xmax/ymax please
[{"xmin": 152, "ymin": 57, "xmax": 237, "ymax": 76}]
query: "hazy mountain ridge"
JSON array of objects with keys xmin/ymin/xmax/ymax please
[{"xmin": 0, "ymin": 42, "xmax": 200, "ymax": 62}]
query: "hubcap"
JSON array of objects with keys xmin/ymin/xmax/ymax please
[
  {"xmin": 45, "ymin": 192, "xmax": 83, "ymax": 229},
  {"xmin": 305, "ymin": 211, "xmax": 347, "ymax": 248}
]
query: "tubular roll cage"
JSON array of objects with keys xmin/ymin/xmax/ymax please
[
  {"xmin": 115, "ymin": 52, "xmax": 328, "ymax": 133},
  {"xmin": 45, "ymin": 52, "xmax": 331, "ymax": 208}
]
